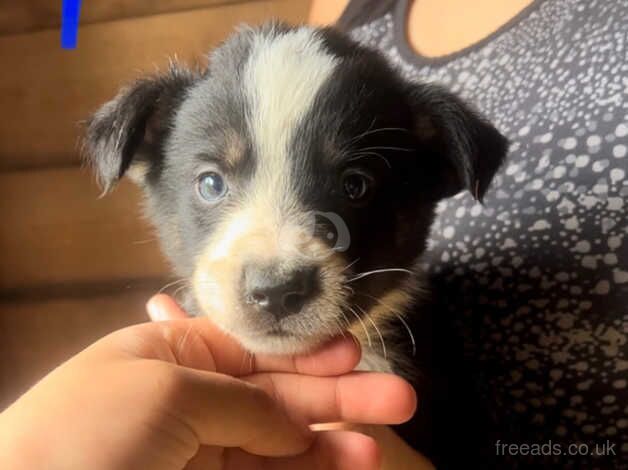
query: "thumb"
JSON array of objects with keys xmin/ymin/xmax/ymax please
[{"xmin": 147, "ymin": 294, "xmax": 189, "ymax": 321}]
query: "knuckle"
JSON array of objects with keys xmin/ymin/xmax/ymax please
[
  {"xmin": 248, "ymin": 383, "xmax": 274, "ymax": 409},
  {"xmin": 148, "ymin": 361, "xmax": 186, "ymax": 401},
  {"xmin": 241, "ymin": 380, "xmax": 278, "ymax": 421}
]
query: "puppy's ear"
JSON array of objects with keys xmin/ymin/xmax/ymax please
[
  {"xmin": 84, "ymin": 65, "xmax": 197, "ymax": 192},
  {"xmin": 410, "ymin": 84, "xmax": 509, "ymax": 202}
]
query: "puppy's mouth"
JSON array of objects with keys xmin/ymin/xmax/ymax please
[
  {"xmin": 226, "ymin": 323, "xmax": 336, "ymax": 355},
  {"xmin": 191, "ymin": 290, "xmax": 342, "ymax": 355},
  {"xmin": 265, "ymin": 326, "xmax": 293, "ymax": 337}
]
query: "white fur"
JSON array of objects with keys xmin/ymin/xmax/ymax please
[
  {"xmin": 357, "ymin": 350, "xmax": 394, "ymax": 373},
  {"xmin": 243, "ymin": 27, "xmax": 339, "ymax": 212},
  {"xmin": 126, "ymin": 161, "xmax": 150, "ymax": 183},
  {"xmin": 209, "ymin": 212, "xmax": 252, "ymax": 260}
]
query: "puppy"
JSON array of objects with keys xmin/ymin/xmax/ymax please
[{"xmin": 85, "ymin": 22, "xmax": 507, "ymax": 462}]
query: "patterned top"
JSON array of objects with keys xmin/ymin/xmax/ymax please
[{"xmin": 338, "ymin": 0, "xmax": 627, "ymax": 467}]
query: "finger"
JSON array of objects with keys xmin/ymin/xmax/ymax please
[
  {"xmin": 223, "ymin": 431, "xmax": 381, "ymax": 470},
  {"xmin": 147, "ymin": 294, "xmax": 191, "ymax": 321},
  {"xmin": 242, "ymin": 334, "xmax": 362, "ymax": 377},
  {"xmin": 247, "ymin": 371, "xmax": 417, "ymax": 426},
  {"xmin": 188, "ymin": 320, "xmax": 361, "ymax": 377},
  {"xmin": 136, "ymin": 296, "xmax": 362, "ymax": 376},
  {"xmin": 166, "ymin": 364, "xmax": 312, "ymax": 457}
]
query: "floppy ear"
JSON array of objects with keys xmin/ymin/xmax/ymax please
[
  {"xmin": 84, "ymin": 65, "xmax": 197, "ymax": 192},
  {"xmin": 410, "ymin": 83, "xmax": 509, "ymax": 202}
]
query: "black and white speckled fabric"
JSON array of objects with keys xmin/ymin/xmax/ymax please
[{"xmin": 338, "ymin": 0, "xmax": 627, "ymax": 466}]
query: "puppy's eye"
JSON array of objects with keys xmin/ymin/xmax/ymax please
[
  {"xmin": 197, "ymin": 172, "xmax": 228, "ymax": 202},
  {"xmin": 342, "ymin": 170, "xmax": 372, "ymax": 202}
]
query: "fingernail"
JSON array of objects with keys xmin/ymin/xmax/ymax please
[{"xmin": 146, "ymin": 301, "xmax": 167, "ymax": 322}]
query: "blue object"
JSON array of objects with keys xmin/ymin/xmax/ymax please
[{"xmin": 61, "ymin": 0, "xmax": 82, "ymax": 49}]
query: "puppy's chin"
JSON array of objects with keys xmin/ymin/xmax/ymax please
[{"xmin": 234, "ymin": 330, "xmax": 331, "ymax": 355}]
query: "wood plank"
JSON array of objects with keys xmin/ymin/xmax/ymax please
[
  {"xmin": 0, "ymin": 167, "xmax": 171, "ymax": 292},
  {"xmin": 0, "ymin": 0, "xmax": 311, "ymax": 171},
  {"xmin": 0, "ymin": 0, "xmax": 255, "ymax": 35},
  {"xmin": 0, "ymin": 291, "xmax": 154, "ymax": 410}
]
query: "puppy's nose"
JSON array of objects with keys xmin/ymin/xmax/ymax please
[{"xmin": 243, "ymin": 264, "xmax": 319, "ymax": 319}]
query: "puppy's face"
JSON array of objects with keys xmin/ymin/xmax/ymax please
[{"xmin": 86, "ymin": 24, "xmax": 507, "ymax": 355}]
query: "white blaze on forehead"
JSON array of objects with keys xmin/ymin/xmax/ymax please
[
  {"xmin": 204, "ymin": 29, "xmax": 339, "ymax": 267},
  {"xmin": 244, "ymin": 27, "xmax": 339, "ymax": 205}
]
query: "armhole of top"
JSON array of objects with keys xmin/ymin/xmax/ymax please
[{"xmin": 336, "ymin": 0, "xmax": 398, "ymax": 31}]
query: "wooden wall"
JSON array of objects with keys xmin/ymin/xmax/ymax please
[{"xmin": 0, "ymin": 0, "xmax": 311, "ymax": 410}]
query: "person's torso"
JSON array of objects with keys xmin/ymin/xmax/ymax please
[{"xmin": 338, "ymin": 0, "xmax": 628, "ymax": 467}]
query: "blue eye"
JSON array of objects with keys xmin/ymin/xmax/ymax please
[{"xmin": 198, "ymin": 172, "xmax": 228, "ymax": 202}]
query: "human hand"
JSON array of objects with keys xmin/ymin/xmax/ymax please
[
  {"xmin": 147, "ymin": 297, "xmax": 434, "ymax": 470},
  {"xmin": 0, "ymin": 295, "xmax": 416, "ymax": 470}
]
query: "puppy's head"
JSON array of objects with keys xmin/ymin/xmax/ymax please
[{"xmin": 85, "ymin": 23, "xmax": 507, "ymax": 354}]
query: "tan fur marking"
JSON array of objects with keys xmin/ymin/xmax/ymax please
[
  {"xmin": 416, "ymin": 115, "xmax": 437, "ymax": 140},
  {"xmin": 222, "ymin": 129, "xmax": 246, "ymax": 168},
  {"xmin": 349, "ymin": 287, "xmax": 414, "ymax": 347}
]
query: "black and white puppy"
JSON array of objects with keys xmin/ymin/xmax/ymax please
[{"xmin": 85, "ymin": 20, "xmax": 506, "ymax": 410}]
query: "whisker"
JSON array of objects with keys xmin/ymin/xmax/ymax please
[
  {"xmin": 340, "ymin": 258, "xmax": 360, "ymax": 274},
  {"xmin": 341, "ymin": 124, "xmax": 411, "ymax": 149},
  {"xmin": 348, "ymin": 151, "xmax": 391, "ymax": 168},
  {"xmin": 239, "ymin": 351, "xmax": 252, "ymax": 376},
  {"xmin": 347, "ymin": 268, "xmax": 414, "ymax": 283},
  {"xmin": 175, "ymin": 323, "xmax": 194, "ymax": 362},
  {"xmin": 239, "ymin": 352, "xmax": 248, "ymax": 376},
  {"xmin": 337, "ymin": 309, "xmax": 352, "ymax": 332},
  {"xmin": 340, "ymin": 117, "xmax": 376, "ymax": 149},
  {"xmin": 158, "ymin": 278, "xmax": 188, "ymax": 294},
  {"xmin": 333, "ymin": 318, "xmax": 348, "ymax": 338},
  {"xmin": 393, "ymin": 312, "xmax": 416, "ymax": 357},
  {"xmin": 321, "ymin": 319, "xmax": 336, "ymax": 341},
  {"xmin": 172, "ymin": 284, "xmax": 190, "ymax": 303},
  {"xmin": 357, "ymin": 305, "xmax": 387, "ymax": 360},
  {"xmin": 354, "ymin": 126, "xmax": 411, "ymax": 141},
  {"xmin": 353, "ymin": 291, "xmax": 416, "ymax": 357},
  {"xmin": 132, "ymin": 237, "xmax": 159, "ymax": 245},
  {"xmin": 357, "ymin": 145, "xmax": 414, "ymax": 153},
  {"xmin": 346, "ymin": 305, "xmax": 372, "ymax": 348}
]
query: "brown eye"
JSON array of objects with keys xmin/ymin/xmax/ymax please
[{"xmin": 342, "ymin": 171, "xmax": 372, "ymax": 201}]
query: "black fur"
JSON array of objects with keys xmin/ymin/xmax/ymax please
[{"xmin": 84, "ymin": 66, "xmax": 198, "ymax": 191}]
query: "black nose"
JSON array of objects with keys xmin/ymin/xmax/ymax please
[{"xmin": 243, "ymin": 263, "xmax": 319, "ymax": 319}]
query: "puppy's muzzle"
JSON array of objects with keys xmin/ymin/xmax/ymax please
[{"xmin": 242, "ymin": 262, "xmax": 320, "ymax": 320}]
